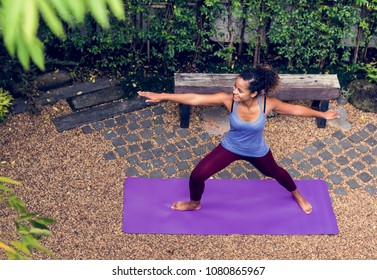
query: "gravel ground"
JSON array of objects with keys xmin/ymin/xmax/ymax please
[{"xmin": 1, "ymin": 99, "xmax": 377, "ymax": 260}]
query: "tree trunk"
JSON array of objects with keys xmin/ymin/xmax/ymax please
[
  {"xmin": 194, "ymin": 0, "xmax": 204, "ymax": 66},
  {"xmin": 352, "ymin": 25, "xmax": 363, "ymax": 64},
  {"xmin": 361, "ymin": 41, "xmax": 369, "ymax": 62},
  {"xmin": 145, "ymin": 5, "xmax": 153, "ymax": 62},
  {"xmin": 253, "ymin": 28, "xmax": 261, "ymax": 67},
  {"xmin": 238, "ymin": 17, "xmax": 246, "ymax": 57},
  {"xmin": 226, "ymin": 2, "xmax": 235, "ymax": 66},
  {"xmin": 238, "ymin": 1, "xmax": 247, "ymax": 57},
  {"xmin": 361, "ymin": 20, "xmax": 376, "ymax": 62},
  {"xmin": 253, "ymin": 3, "xmax": 266, "ymax": 67},
  {"xmin": 352, "ymin": 6, "xmax": 367, "ymax": 64}
]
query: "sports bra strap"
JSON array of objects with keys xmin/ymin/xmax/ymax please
[{"xmin": 263, "ymin": 95, "xmax": 266, "ymax": 114}]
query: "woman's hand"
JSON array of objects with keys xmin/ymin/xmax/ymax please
[
  {"xmin": 138, "ymin": 91, "xmax": 164, "ymax": 103},
  {"xmin": 322, "ymin": 109, "xmax": 340, "ymax": 120}
]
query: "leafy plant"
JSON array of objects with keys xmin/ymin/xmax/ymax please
[
  {"xmin": 42, "ymin": 15, "xmax": 134, "ymax": 77},
  {"xmin": 120, "ymin": 73, "xmax": 174, "ymax": 99},
  {"xmin": 352, "ymin": 0, "xmax": 377, "ymax": 63},
  {"xmin": 339, "ymin": 87, "xmax": 354, "ymax": 99},
  {"xmin": 0, "ymin": 88, "xmax": 13, "ymax": 122},
  {"xmin": 354, "ymin": 62, "xmax": 377, "ymax": 84},
  {"xmin": 0, "ymin": 0, "xmax": 125, "ymax": 70},
  {"xmin": 0, "ymin": 176, "xmax": 55, "ymax": 260},
  {"xmin": 268, "ymin": 1, "xmax": 358, "ymax": 71},
  {"xmin": 2, "ymin": 0, "xmax": 376, "ymax": 78}
]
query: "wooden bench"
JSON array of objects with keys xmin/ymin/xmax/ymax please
[{"xmin": 174, "ymin": 73, "xmax": 340, "ymax": 128}]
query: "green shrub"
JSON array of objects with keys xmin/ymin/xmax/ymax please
[
  {"xmin": 268, "ymin": 1, "xmax": 358, "ymax": 71},
  {"xmin": 0, "ymin": 176, "xmax": 55, "ymax": 260},
  {"xmin": 0, "ymin": 88, "xmax": 13, "ymax": 122},
  {"xmin": 120, "ymin": 73, "xmax": 174, "ymax": 100},
  {"xmin": 354, "ymin": 62, "xmax": 377, "ymax": 84}
]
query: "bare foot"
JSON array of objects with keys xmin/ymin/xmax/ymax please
[
  {"xmin": 292, "ymin": 190, "xmax": 312, "ymax": 214},
  {"xmin": 171, "ymin": 200, "xmax": 201, "ymax": 211}
]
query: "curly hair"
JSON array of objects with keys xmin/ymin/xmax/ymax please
[{"xmin": 239, "ymin": 65, "xmax": 280, "ymax": 95}]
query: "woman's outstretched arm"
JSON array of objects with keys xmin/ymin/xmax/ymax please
[
  {"xmin": 138, "ymin": 91, "xmax": 233, "ymax": 108},
  {"xmin": 267, "ymin": 97, "xmax": 339, "ymax": 120}
]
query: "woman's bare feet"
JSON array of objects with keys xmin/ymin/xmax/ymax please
[
  {"xmin": 292, "ymin": 189, "xmax": 312, "ymax": 214},
  {"xmin": 171, "ymin": 200, "xmax": 201, "ymax": 211}
]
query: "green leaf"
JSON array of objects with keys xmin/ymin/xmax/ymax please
[
  {"xmin": 22, "ymin": 0, "xmax": 39, "ymax": 43},
  {"xmin": 106, "ymin": 0, "xmax": 125, "ymax": 20},
  {"xmin": 5, "ymin": 251, "xmax": 29, "ymax": 260},
  {"xmin": 37, "ymin": 0, "xmax": 65, "ymax": 38},
  {"xmin": 2, "ymin": 0, "xmax": 24, "ymax": 56},
  {"xmin": 0, "ymin": 242, "xmax": 29, "ymax": 259},
  {"xmin": 0, "ymin": 184, "xmax": 13, "ymax": 192},
  {"xmin": 16, "ymin": 36, "xmax": 30, "ymax": 71},
  {"xmin": 10, "ymin": 241, "xmax": 31, "ymax": 255},
  {"xmin": 30, "ymin": 220, "xmax": 49, "ymax": 230},
  {"xmin": 8, "ymin": 193, "xmax": 27, "ymax": 214},
  {"xmin": 21, "ymin": 235, "xmax": 54, "ymax": 256},
  {"xmin": 65, "ymin": 0, "xmax": 86, "ymax": 23},
  {"xmin": 30, "ymin": 228, "xmax": 52, "ymax": 237},
  {"xmin": 87, "ymin": 0, "xmax": 110, "ymax": 29},
  {"xmin": 21, "ymin": 234, "xmax": 40, "ymax": 250},
  {"xmin": 16, "ymin": 224, "xmax": 31, "ymax": 235},
  {"xmin": 34, "ymin": 218, "xmax": 56, "ymax": 225},
  {"xmin": 0, "ymin": 241, "xmax": 17, "ymax": 254},
  {"xmin": 0, "ymin": 177, "xmax": 21, "ymax": 185},
  {"xmin": 49, "ymin": 0, "xmax": 73, "ymax": 22},
  {"xmin": 18, "ymin": 213, "xmax": 37, "ymax": 222},
  {"xmin": 28, "ymin": 38, "xmax": 46, "ymax": 71}
]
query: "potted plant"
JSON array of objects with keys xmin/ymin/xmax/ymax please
[{"xmin": 337, "ymin": 88, "xmax": 353, "ymax": 106}]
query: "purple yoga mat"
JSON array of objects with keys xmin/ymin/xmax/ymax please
[{"xmin": 123, "ymin": 178, "xmax": 339, "ymax": 235}]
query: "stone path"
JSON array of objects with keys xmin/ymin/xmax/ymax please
[
  {"xmin": 81, "ymin": 104, "xmax": 377, "ymax": 197},
  {"xmin": 280, "ymin": 123, "xmax": 377, "ymax": 196}
]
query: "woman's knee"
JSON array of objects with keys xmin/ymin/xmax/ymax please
[
  {"xmin": 190, "ymin": 168, "xmax": 208, "ymax": 183},
  {"xmin": 262, "ymin": 165, "xmax": 287, "ymax": 180},
  {"xmin": 275, "ymin": 166, "xmax": 291, "ymax": 180}
]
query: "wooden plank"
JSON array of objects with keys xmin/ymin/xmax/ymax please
[
  {"xmin": 38, "ymin": 78, "xmax": 120, "ymax": 105},
  {"xmin": 34, "ymin": 70, "xmax": 73, "ymax": 91},
  {"xmin": 175, "ymin": 73, "xmax": 237, "ymax": 89},
  {"xmin": 271, "ymin": 88, "xmax": 340, "ymax": 100},
  {"xmin": 174, "ymin": 86, "xmax": 232, "ymax": 94},
  {"xmin": 66, "ymin": 86, "xmax": 126, "ymax": 111},
  {"xmin": 52, "ymin": 98, "xmax": 153, "ymax": 132},
  {"xmin": 279, "ymin": 74, "xmax": 340, "ymax": 87},
  {"xmin": 174, "ymin": 73, "xmax": 340, "ymax": 88},
  {"xmin": 10, "ymin": 78, "xmax": 121, "ymax": 114},
  {"xmin": 174, "ymin": 73, "xmax": 340, "ymax": 100},
  {"xmin": 10, "ymin": 98, "xmax": 30, "ymax": 114},
  {"xmin": 174, "ymin": 86, "xmax": 339, "ymax": 100}
]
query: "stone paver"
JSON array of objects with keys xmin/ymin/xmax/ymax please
[{"xmin": 81, "ymin": 104, "xmax": 377, "ymax": 197}]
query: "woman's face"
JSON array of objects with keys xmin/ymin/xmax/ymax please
[{"xmin": 232, "ymin": 77, "xmax": 256, "ymax": 102}]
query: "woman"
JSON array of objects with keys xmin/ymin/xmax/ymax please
[{"xmin": 138, "ymin": 66, "xmax": 339, "ymax": 214}]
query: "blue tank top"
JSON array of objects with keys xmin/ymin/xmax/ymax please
[{"xmin": 220, "ymin": 95, "xmax": 269, "ymax": 157}]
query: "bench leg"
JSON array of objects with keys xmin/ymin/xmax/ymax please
[
  {"xmin": 310, "ymin": 100, "xmax": 320, "ymax": 110},
  {"xmin": 180, "ymin": 104, "xmax": 191, "ymax": 128},
  {"xmin": 315, "ymin": 100, "xmax": 329, "ymax": 128}
]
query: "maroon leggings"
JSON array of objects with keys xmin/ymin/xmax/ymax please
[{"xmin": 189, "ymin": 144, "xmax": 297, "ymax": 201}]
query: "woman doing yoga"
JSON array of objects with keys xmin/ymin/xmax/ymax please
[{"xmin": 138, "ymin": 66, "xmax": 339, "ymax": 214}]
